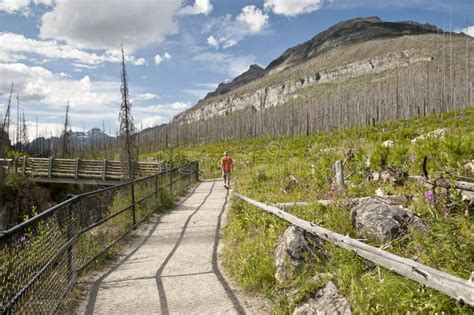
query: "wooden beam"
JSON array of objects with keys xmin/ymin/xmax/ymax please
[{"xmin": 235, "ymin": 193, "xmax": 474, "ymax": 306}]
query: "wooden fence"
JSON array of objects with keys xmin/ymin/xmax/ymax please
[
  {"xmin": 234, "ymin": 193, "xmax": 474, "ymax": 307},
  {"xmin": 0, "ymin": 157, "xmax": 164, "ymax": 185}
]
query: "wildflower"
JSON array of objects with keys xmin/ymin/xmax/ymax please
[{"xmin": 425, "ymin": 190, "xmax": 435, "ymax": 204}]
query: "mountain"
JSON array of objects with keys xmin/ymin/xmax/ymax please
[
  {"xmin": 140, "ymin": 16, "xmax": 472, "ymax": 149},
  {"xmin": 29, "ymin": 128, "xmax": 111, "ymax": 156},
  {"xmin": 174, "ymin": 17, "xmax": 446, "ymax": 124},
  {"xmin": 265, "ymin": 17, "xmax": 439, "ymax": 71}
]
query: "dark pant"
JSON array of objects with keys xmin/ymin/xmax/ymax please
[{"xmin": 223, "ymin": 172, "xmax": 231, "ymax": 185}]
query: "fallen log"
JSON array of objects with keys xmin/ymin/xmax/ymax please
[
  {"xmin": 236, "ymin": 193, "xmax": 474, "ymax": 306},
  {"xmin": 410, "ymin": 176, "xmax": 474, "ymax": 192}
]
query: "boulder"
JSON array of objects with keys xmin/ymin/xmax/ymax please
[
  {"xmin": 350, "ymin": 200, "xmax": 425, "ymax": 242},
  {"xmin": 411, "ymin": 128, "xmax": 446, "ymax": 144},
  {"xmin": 464, "ymin": 160, "xmax": 474, "ymax": 173},
  {"xmin": 293, "ymin": 281, "xmax": 352, "ymax": 315},
  {"xmin": 274, "ymin": 226, "xmax": 326, "ymax": 283},
  {"xmin": 378, "ymin": 167, "xmax": 408, "ymax": 185},
  {"xmin": 382, "ymin": 140, "xmax": 395, "ymax": 148}
]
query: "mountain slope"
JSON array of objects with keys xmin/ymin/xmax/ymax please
[{"xmin": 174, "ymin": 17, "xmax": 446, "ymax": 124}]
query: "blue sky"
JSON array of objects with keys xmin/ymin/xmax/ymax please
[{"xmin": 0, "ymin": 0, "xmax": 473, "ymax": 139}]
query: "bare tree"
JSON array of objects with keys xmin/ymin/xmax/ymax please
[
  {"xmin": 60, "ymin": 100, "xmax": 71, "ymax": 158},
  {"xmin": 118, "ymin": 45, "xmax": 137, "ymax": 180}
]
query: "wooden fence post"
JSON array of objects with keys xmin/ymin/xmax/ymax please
[
  {"xmin": 169, "ymin": 166, "xmax": 173, "ymax": 193},
  {"xmin": 155, "ymin": 174, "xmax": 159, "ymax": 199},
  {"xmin": 102, "ymin": 159, "xmax": 107, "ymax": 181},
  {"xmin": 75, "ymin": 158, "xmax": 79, "ymax": 180},
  {"xmin": 22, "ymin": 156, "xmax": 27, "ymax": 175},
  {"xmin": 48, "ymin": 157, "xmax": 53, "ymax": 178},
  {"xmin": 335, "ymin": 160, "xmax": 344, "ymax": 191}
]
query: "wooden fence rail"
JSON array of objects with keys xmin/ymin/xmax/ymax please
[
  {"xmin": 234, "ymin": 193, "xmax": 474, "ymax": 306},
  {"xmin": 0, "ymin": 157, "xmax": 164, "ymax": 185}
]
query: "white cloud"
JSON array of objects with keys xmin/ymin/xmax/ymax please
[
  {"xmin": 0, "ymin": 32, "xmax": 146, "ymax": 65},
  {"xmin": 459, "ymin": 26, "xmax": 474, "ymax": 37},
  {"xmin": 0, "ymin": 0, "xmax": 53, "ymax": 15},
  {"xmin": 206, "ymin": 6, "xmax": 269, "ymax": 49},
  {"xmin": 40, "ymin": 0, "xmax": 182, "ymax": 51},
  {"xmin": 179, "ymin": 0, "xmax": 213, "ymax": 16},
  {"xmin": 193, "ymin": 52, "xmax": 256, "ymax": 76},
  {"xmin": 154, "ymin": 52, "xmax": 171, "ymax": 65},
  {"xmin": 154, "ymin": 55, "xmax": 164, "ymax": 65},
  {"xmin": 236, "ymin": 5, "xmax": 269, "ymax": 33},
  {"xmin": 264, "ymin": 0, "xmax": 323, "ymax": 16},
  {"xmin": 134, "ymin": 102, "xmax": 192, "ymax": 127},
  {"xmin": 184, "ymin": 89, "xmax": 210, "ymax": 98},
  {"xmin": 0, "ymin": 63, "xmax": 120, "ymax": 110},
  {"xmin": 207, "ymin": 35, "xmax": 219, "ymax": 49},
  {"xmin": 135, "ymin": 93, "xmax": 160, "ymax": 101},
  {"xmin": 139, "ymin": 116, "xmax": 164, "ymax": 129},
  {"xmin": 195, "ymin": 82, "xmax": 219, "ymax": 89}
]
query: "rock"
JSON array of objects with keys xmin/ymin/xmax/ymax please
[
  {"xmin": 350, "ymin": 200, "xmax": 425, "ymax": 242},
  {"xmin": 375, "ymin": 188, "xmax": 385, "ymax": 197},
  {"xmin": 464, "ymin": 160, "xmax": 474, "ymax": 173},
  {"xmin": 411, "ymin": 128, "xmax": 446, "ymax": 144},
  {"xmin": 378, "ymin": 167, "xmax": 408, "ymax": 185},
  {"xmin": 281, "ymin": 175, "xmax": 305, "ymax": 193},
  {"xmin": 382, "ymin": 140, "xmax": 395, "ymax": 148},
  {"xmin": 462, "ymin": 190, "xmax": 474, "ymax": 212},
  {"xmin": 274, "ymin": 226, "xmax": 326, "ymax": 283},
  {"xmin": 293, "ymin": 281, "xmax": 352, "ymax": 315}
]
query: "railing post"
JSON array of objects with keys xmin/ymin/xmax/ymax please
[
  {"xmin": 131, "ymin": 181, "xmax": 136, "ymax": 227},
  {"xmin": 66, "ymin": 202, "xmax": 75, "ymax": 282},
  {"xmin": 48, "ymin": 157, "xmax": 53, "ymax": 178},
  {"xmin": 155, "ymin": 174, "xmax": 159, "ymax": 199},
  {"xmin": 102, "ymin": 159, "xmax": 107, "ymax": 181},
  {"xmin": 75, "ymin": 158, "xmax": 79, "ymax": 180},
  {"xmin": 131, "ymin": 160, "xmax": 136, "ymax": 228},
  {"xmin": 169, "ymin": 166, "xmax": 173, "ymax": 194},
  {"xmin": 22, "ymin": 156, "xmax": 27, "ymax": 175}
]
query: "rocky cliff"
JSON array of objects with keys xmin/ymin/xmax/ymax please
[{"xmin": 174, "ymin": 17, "xmax": 443, "ymax": 124}]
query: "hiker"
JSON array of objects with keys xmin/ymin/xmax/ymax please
[{"xmin": 220, "ymin": 151, "xmax": 233, "ymax": 189}]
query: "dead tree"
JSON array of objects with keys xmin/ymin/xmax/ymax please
[
  {"xmin": 1, "ymin": 83, "xmax": 13, "ymax": 156},
  {"xmin": 118, "ymin": 45, "xmax": 137, "ymax": 180},
  {"xmin": 60, "ymin": 101, "xmax": 71, "ymax": 158}
]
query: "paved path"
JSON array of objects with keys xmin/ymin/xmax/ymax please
[{"xmin": 76, "ymin": 180, "xmax": 246, "ymax": 314}]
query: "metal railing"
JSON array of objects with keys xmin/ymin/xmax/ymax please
[{"xmin": 0, "ymin": 161, "xmax": 199, "ymax": 314}]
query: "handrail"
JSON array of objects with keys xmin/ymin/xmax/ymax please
[
  {"xmin": 0, "ymin": 161, "xmax": 199, "ymax": 314},
  {"xmin": 234, "ymin": 193, "xmax": 474, "ymax": 307},
  {"xmin": 0, "ymin": 162, "xmax": 192, "ymax": 239}
]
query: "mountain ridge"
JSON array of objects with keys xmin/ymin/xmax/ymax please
[{"xmin": 186, "ymin": 16, "xmax": 440, "ymax": 111}]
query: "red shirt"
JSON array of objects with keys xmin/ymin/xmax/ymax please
[{"xmin": 221, "ymin": 156, "xmax": 233, "ymax": 172}]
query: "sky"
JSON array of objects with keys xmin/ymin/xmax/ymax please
[{"xmin": 0, "ymin": 0, "xmax": 473, "ymax": 140}]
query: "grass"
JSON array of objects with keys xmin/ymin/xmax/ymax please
[{"xmin": 142, "ymin": 107, "xmax": 474, "ymax": 313}]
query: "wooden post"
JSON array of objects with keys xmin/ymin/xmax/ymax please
[
  {"xmin": 48, "ymin": 157, "xmax": 53, "ymax": 178},
  {"xmin": 169, "ymin": 165, "xmax": 173, "ymax": 193},
  {"xmin": 335, "ymin": 160, "xmax": 344, "ymax": 191},
  {"xmin": 75, "ymin": 158, "xmax": 79, "ymax": 180},
  {"xmin": 155, "ymin": 174, "xmax": 159, "ymax": 199},
  {"xmin": 102, "ymin": 159, "xmax": 107, "ymax": 181},
  {"xmin": 22, "ymin": 156, "xmax": 27, "ymax": 175}
]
